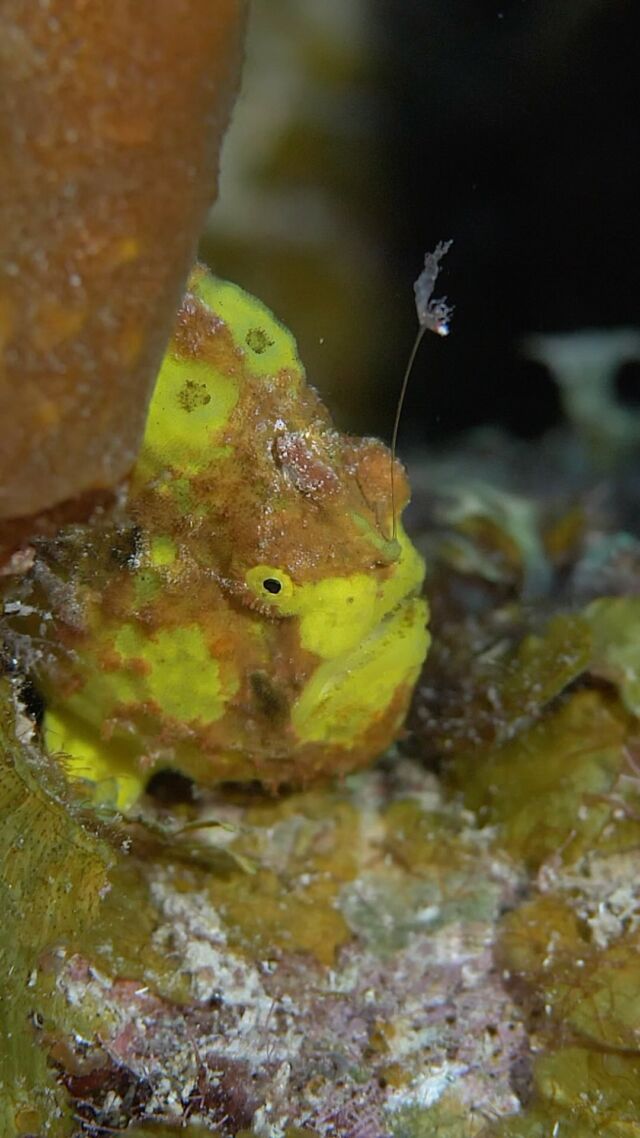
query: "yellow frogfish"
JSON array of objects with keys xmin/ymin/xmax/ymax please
[{"xmin": 3, "ymin": 267, "xmax": 429, "ymax": 808}]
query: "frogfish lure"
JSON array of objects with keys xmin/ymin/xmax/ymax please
[
  {"xmin": 390, "ymin": 241, "xmax": 454, "ymax": 539},
  {"xmin": 3, "ymin": 266, "xmax": 430, "ymax": 809}
]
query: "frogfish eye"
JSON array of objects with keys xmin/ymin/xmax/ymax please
[{"xmin": 245, "ymin": 564, "xmax": 295, "ymax": 606}]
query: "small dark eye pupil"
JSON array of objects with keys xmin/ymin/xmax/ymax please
[{"xmin": 263, "ymin": 578, "xmax": 282, "ymax": 595}]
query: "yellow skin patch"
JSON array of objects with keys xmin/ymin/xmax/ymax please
[{"xmin": 12, "ymin": 266, "xmax": 429, "ymax": 808}]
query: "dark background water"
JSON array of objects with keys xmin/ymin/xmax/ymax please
[
  {"xmin": 205, "ymin": 0, "xmax": 639, "ymax": 449},
  {"xmin": 377, "ymin": 0, "xmax": 640, "ymax": 442}
]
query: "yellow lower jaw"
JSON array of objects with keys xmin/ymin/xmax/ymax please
[{"xmin": 290, "ymin": 596, "xmax": 430, "ymax": 747}]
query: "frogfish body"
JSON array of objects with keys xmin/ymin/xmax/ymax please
[{"xmin": 4, "ymin": 267, "xmax": 429, "ymax": 807}]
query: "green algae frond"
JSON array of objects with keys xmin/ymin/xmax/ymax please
[{"xmin": 0, "ymin": 679, "xmax": 113, "ymax": 1136}]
